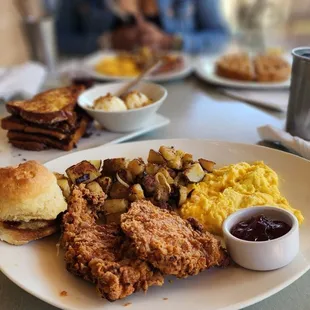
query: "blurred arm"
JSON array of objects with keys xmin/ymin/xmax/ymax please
[{"xmin": 180, "ymin": 0, "xmax": 230, "ymax": 53}]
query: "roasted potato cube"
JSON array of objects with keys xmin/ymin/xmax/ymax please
[
  {"xmin": 167, "ymin": 157, "xmax": 182, "ymax": 170},
  {"xmin": 145, "ymin": 163, "xmax": 161, "ymax": 175},
  {"xmin": 158, "ymin": 146, "xmax": 184, "ymax": 170},
  {"xmin": 103, "ymin": 199, "xmax": 128, "ymax": 214},
  {"xmin": 178, "ymin": 185, "xmax": 188, "ymax": 206},
  {"xmin": 176, "ymin": 149, "xmax": 185, "ymax": 158},
  {"xmin": 174, "ymin": 172, "xmax": 188, "ymax": 187},
  {"xmin": 102, "ymin": 158, "xmax": 128, "ymax": 175},
  {"xmin": 128, "ymin": 184, "xmax": 145, "ymax": 202},
  {"xmin": 86, "ymin": 181, "xmax": 104, "ymax": 196},
  {"xmin": 182, "ymin": 153, "xmax": 193, "ymax": 163},
  {"xmin": 65, "ymin": 160, "xmax": 100, "ymax": 184},
  {"xmin": 109, "ymin": 182, "xmax": 129, "ymax": 199},
  {"xmin": 183, "ymin": 162, "xmax": 205, "ymax": 183},
  {"xmin": 148, "ymin": 149, "xmax": 166, "ymax": 164},
  {"xmin": 89, "ymin": 160, "xmax": 102, "ymax": 171},
  {"xmin": 159, "ymin": 146, "xmax": 177, "ymax": 161},
  {"xmin": 97, "ymin": 176, "xmax": 112, "ymax": 194},
  {"xmin": 106, "ymin": 212, "xmax": 124, "ymax": 224},
  {"xmin": 57, "ymin": 178, "xmax": 71, "ymax": 200},
  {"xmin": 182, "ymin": 153, "xmax": 194, "ymax": 169},
  {"xmin": 55, "ymin": 172, "xmax": 73, "ymax": 187},
  {"xmin": 157, "ymin": 167, "xmax": 174, "ymax": 184},
  {"xmin": 127, "ymin": 158, "xmax": 145, "ymax": 177},
  {"xmin": 198, "ymin": 158, "xmax": 216, "ymax": 172}
]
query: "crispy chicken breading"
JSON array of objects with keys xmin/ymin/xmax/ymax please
[
  {"xmin": 61, "ymin": 185, "xmax": 164, "ymax": 301},
  {"xmin": 121, "ymin": 200, "xmax": 229, "ymax": 278}
]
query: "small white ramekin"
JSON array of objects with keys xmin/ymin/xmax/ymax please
[{"xmin": 222, "ymin": 206, "xmax": 299, "ymax": 271}]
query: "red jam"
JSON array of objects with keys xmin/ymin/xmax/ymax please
[{"xmin": 230, "ymin": 214, "xmax": 291, "ymax": 242}]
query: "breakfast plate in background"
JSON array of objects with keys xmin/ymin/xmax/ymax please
[
  {"xmin": 0, "ymin": 139, "xmax": 309, "ymax": 310},
  {"xmin": 83, "ymin": 51, "xmax": 193, "ymax": 82},
  {"xmin": 195, "ymin": 54, "xmax": 292, "ymax": 89}
]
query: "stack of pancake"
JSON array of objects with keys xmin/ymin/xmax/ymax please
[{"xmin": 1, "ymin": 86, "xmax": 91, "ymax": 151}]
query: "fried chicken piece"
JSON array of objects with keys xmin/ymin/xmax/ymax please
[
  {"xmin": 61, "ymin": 186, "xmax": 164, "ymax": 301},
  {"xmin": 121, "ymin": 200, "xmax": 229, "ymax": 278}
]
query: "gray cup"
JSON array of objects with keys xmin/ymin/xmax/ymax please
[
  {"xmin": 286, "ymin": 47, "xmax": 310, "ymax": 141},
  {"xmin": 24, "ymin": 16, "xmax": 58, "ymax": 72}
]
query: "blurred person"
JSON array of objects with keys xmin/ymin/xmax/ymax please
[{"xmin": 56, "ymin": 0, "xmax": 229, "ymax": 55}]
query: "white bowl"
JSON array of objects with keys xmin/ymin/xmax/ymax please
[
  {"xmin": 78, "ymin": 81, "xmax": 167, "ymax": 132},
  {"xmin": 223, "ymin": 206, "xmax": 299, "ymax": 271}
]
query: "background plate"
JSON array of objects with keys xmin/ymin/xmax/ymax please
[
  {"xmin": 1, "ymin": 139, "xmax": 309, "ymax": 310},
  {"xmin": 195, "ymin": 55, "xmax": 291, "ymax": 89},
  {"xmin": 84, "ymin": 51, "xmax": 193, "ymax": 82}
]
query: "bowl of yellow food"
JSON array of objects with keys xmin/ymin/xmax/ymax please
[{"xmin": 78, "ymin": 81, "xmax": 167, "ymax": 132}]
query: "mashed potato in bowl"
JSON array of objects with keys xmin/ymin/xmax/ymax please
[{"xmin": 180, "ymin": 161, "xmax": 304, "ymax": 235}]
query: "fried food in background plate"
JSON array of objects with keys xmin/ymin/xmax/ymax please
[
  {"xmin": 121, "ymin": 200, "xmax": 229, "ymax": 278},
  {"xmin": 215, "ymin": 53, "xmax": 254, "ymax": 81},
  {"xmin": 254, "ymin": 54, "xmax": 291, "ymax": 82},
  {"xmin": 215, "ymin": 52, "xmax": 291, "ymax": 82}
]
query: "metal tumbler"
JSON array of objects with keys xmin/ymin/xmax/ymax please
[
  {"xmin": 286, "ymin": 47, "xmax": 310, "ymax": 141},
  {"xmin": 24, "ymin": 15, "xmax": 58, "ymax": 72}
]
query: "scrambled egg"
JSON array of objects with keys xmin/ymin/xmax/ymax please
[
  {"xmin": 95, "ymin": 57, "xmax": 140, "ymax": 77},
  {"xmin": 180, "ymin": 161, "xmax": 304, "ymax": 235}
]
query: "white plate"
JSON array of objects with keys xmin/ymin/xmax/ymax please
[
  {"xmin": 195, "ymin": 55, "xmax": 291, "ymax": 89},
  {"xmin": 84, "ymin": 51, "xmax": 193, "ymax": 82},
  {"xmin": 1, "ymin": 139, "xmax": 310, "ymax": 310},
  {"xmin": 0, "ymin": 113, "xmax": 170, "ymax": 167}
]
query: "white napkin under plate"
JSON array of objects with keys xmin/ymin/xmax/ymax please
[
  {"xmin": 0, "ymin": 62, "xmax": 47, "ymax": 100},
  {"xmin": 220, "ymin": 89, "xmax": 289, "ymax": 112},
  {"xmin": 258, "ymin": 125, "xmax": 310, "ymax": 160}
]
